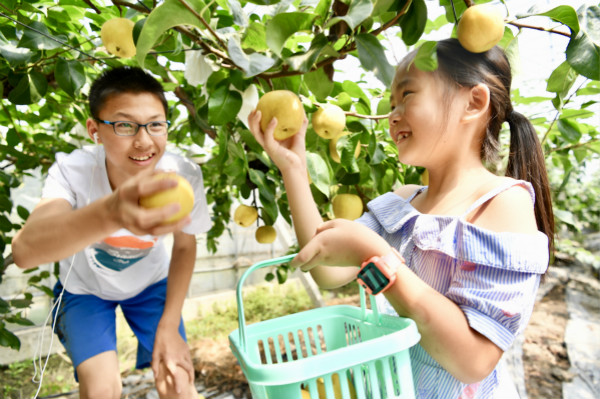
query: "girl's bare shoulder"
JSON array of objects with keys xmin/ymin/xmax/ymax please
[{"xmin": 474, "ymin": 177, "xmax": 539, "ymax": 234}]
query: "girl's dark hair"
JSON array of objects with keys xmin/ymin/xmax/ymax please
[
  {"xmin": 88, "ymin": 66, "xmax": 168, "ymax": 119},
  {"xmin": 434, "ymin": 38, "xmax": 554, "ymax": 255}
]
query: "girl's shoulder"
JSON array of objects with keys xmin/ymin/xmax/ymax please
[{"xmin": 469, "ymin": 177, "xmax": 538, "ymax": 235}]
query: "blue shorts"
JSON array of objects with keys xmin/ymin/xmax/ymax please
[{"xmin": 52, "ymin": 278, "xmax": 187, "ymax": 380}]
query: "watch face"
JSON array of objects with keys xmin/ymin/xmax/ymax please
[{"xmin": 357, "ymin": 261, "xmax": 390, "ymax": 295}]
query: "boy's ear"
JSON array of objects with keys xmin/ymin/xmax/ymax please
[
  {"xmin": 462, "ymin": 84, "xmax": 490, "ymax": 123},
  {"xmin": 86, "ymin": 118, "xmax": 101, "ymax": 143}
]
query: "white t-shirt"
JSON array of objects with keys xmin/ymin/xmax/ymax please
[{"xmin": 42, "ymin": 146, "xmax": 211, "ymax": 300}]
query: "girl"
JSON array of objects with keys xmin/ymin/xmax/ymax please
[{"xmin": 248, "ymin": 38, "xmax": 554, "ymax": 398}]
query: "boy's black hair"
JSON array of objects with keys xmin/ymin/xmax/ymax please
[{"xmin": 88, "ymin": 66, "xmax": 168, "ymax": 119}]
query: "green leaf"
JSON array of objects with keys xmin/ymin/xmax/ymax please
[
  {"xmin": 266, "ymin": 12, "xmax": 317, "ymax": 57},
  {"xmin": 208, "ymin": 85, "xmax": 242, "ymax": 125},
  {"xmin": 341, "ymin": 80, "xmax": 370, "ymax": 109},
  {"xmin": 554, "ymin": 208, "xmax": 577, "ymax": 226},
  {"xmin": 244, "ymin": 0, "xmax": 282, "ymax": 4},
  {"xmin": 0, "ymin": 328, "xmax": 20, "ymax": 350},
  {"xmin": 10, "ymin": 298, "xmax": 33, "ymax": 309},
  {"xmin": 326, "ymin": 0, "xmax": 374, "ymax": 30},
  {"xmin": 372, "ymin": 0, "xmax": 398, "ymax": 17},
  {"xmin": 557, "ymin": 119, "xmax": 582, "ymax": 143},
  {"xmin": 55, "ymin": 58, "xmax": 86, "ymax": 98},
  {"xmin": 306, "ymin": 152, "xmax": 331, "ymax": 197},
  {"xmin": 535, "ymin": 5, "xmax": 580, "ymax": 36},
  {"xmin": 6, "ymin": 315, "xmax": 35, "ymax": 327},
  {"xmin": 355, "ymin": 33, "xmax": 395, "ymax": 87},
  {"xmin": 413, "ymin": 40, "xmax": 438, "ymax": 71},
  {"xmin": 136, "ymin": 0, "xmax": 209, "ymax": 68},
  {"xmin": 546, "ymin": 61, "xmax": 578, "ymax": 95},
  {"xmin": 259, "ymin": 194, "xmax": 278, "ymax": 225},
  {"xmin": 242, "ymin": 21, "xmax": 268, "ymax": 52},
  {"xmin": 305, "ymin": 67, "xmax": 334, "ymax": 101},
  {"xmin": 8, "ymin": 70, "xmax": 48, "ymax": 105},
  {"xmin": 228, "ymin": 38, "xmax": 276, "ymax": 77},
  {"xmin": 18, "ymin": 21, "xmax": 65, "ymax": 50},
  {"xmin": 287, "ymin": 34, "xmax": 332, "ymax": 73},
  {"xmin": 565, "ymin": 6, "xmax": 600, "ymax": 81},
  {"xmin": 399, "ymin": 0, "xmax": 428, "ymax": 46},
  {"xmin": 0, "ymin": 43, "xmax": 33, "ymax": 66},
  {"xmin": 249, "ymin": 169, "xmax": 275, "ymax": 203}
]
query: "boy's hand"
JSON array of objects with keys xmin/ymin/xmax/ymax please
[
  {"xmin": 248, "ymin": 109, "xmax": 309, "ymax": 172},
  {"xmin": 152, "ymin": 325, "xmax": 195, "ymax": 394},
  {"xmin": 108, "ymin": 170, "xmax": 191, "ymax": 236}
]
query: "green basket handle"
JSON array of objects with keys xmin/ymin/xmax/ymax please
[{"xmin": 236, "ymin": 254, "xmax": 382, "ymax": 352}]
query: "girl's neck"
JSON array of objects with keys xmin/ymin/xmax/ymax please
[{"xmin": 412, "ymin": 167, "xmax": 501, "ymax": 216}]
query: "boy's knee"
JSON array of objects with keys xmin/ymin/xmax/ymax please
[
  {"xmin": 76, "ymin": 351, "xmax": 121, "ymax": 399},
  {"xmin": 79, "ymin": 377, "xmax": 121, "ymax": 399}
]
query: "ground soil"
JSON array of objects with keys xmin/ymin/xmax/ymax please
[{"xmin": 190, "ymin": 267, "xmax": 577, "ymax": 399}]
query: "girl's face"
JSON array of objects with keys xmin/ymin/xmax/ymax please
[
  {"xmin": 87, "ymin": 92, "xmax": 168, "ymax": 189},
  {"xmin": 388, "ymin": 64, "xmax": 463, "ymax": 168}
]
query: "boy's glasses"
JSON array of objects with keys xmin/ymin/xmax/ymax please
[{"xmin": 95, "ymin": 119, "xmax": 171, "ymax": 136}]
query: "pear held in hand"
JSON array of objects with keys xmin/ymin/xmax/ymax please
[
  {"xmin": 139, "ymin": 173, "xmax": 195, "ymax": 224},
  {"xmin": 256, "ymin": 90, "xmax": 305, "ymax": 141}
]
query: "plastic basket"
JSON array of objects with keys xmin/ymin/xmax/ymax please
[{"xmin": 228, "ymin": 254, "xmax": 421, "ymax": 399}]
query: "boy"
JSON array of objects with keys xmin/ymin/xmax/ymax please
[{"xmin": 12, "ymin": 66, "xmax": 210, "ymax": 398}]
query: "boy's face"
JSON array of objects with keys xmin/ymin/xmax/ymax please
[{"xmin": 87, "ymin": 92, "xmax": 168, "ymax": 188}]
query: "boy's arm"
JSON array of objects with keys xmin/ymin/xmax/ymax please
[
  {"xmin": 12, "ymin": 197, "xmax": 120, "ymax": 269},
  {"xmin": 11, "ymin": 172, "xmax": 190, "ymax": 269},
  {"xmin": 152, "ymin": 231, "xmax": 197, "ymax": 387}
]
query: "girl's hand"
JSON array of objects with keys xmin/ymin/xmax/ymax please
[
  {"xmin": 248, "ymin": 109, "xmax": 309, "ymax": 172},
  {"xmin": 291, "ymin": 219, "xmax": 394, "ymax": 272}
]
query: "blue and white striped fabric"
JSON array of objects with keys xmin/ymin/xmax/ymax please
[{"xmin": 356, "ymin": 180, "xmax": 549, "ymax": 399}]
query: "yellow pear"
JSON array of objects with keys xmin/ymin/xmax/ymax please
[
  {"xmin": 332, "ymin": 193, "xmax": 363, "ymax": 220},
  {"xmin": 233, "ymin": 204, "xmax": 258, "ymax": 227},
  {"xmin": 255, "ymin": 225, "xmax": 277, "ymax": 244},
  {"xmin": 316, "ymin": 374, "xmax": 357, "ymax": 399},
  {"xmin": 256, "ymin": 90, "xmax": 305, "ymax": 141},
  {"xmin": 457, "ymin": 4, "xmax": 504, "ymax": 53},
  {"xmin": 329, "ymin": 131, "xmax": 361, "ymax": 163},
  {"xmin": 100, "ymin": 18, "xmax": 137, "ymax": 58},
  {"xmin": 139, "ymin": 173, "xmax": 195, "ymax": 224},
  {"xmin": 312, "ymin": 104, "xmax": 346, "ymax": 139},
  {"xmin": 300, "ymin": 388, "xmax": 311, "ymax": 399}
]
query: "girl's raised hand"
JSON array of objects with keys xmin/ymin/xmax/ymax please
[{"xmin": 248, "ymin": 109, "xmax": 308, "ymax": 171}]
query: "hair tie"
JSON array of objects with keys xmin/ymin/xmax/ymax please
[{"xmin": 507, "ymin": 109, "xmax": 517, "ymax": 123}]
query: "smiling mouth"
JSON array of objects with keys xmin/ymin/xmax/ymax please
[
  {"xmin": 395, "ymin": 132, "xmax": 411, "ymax": 144},
  {"xmin": 130, "ymin": 154, "xmax": 154, "ymax": 161}
]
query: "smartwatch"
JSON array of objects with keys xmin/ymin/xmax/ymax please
[{"xmin": 356, "ymin": 248, "xmax": 403, "ymax": 295}]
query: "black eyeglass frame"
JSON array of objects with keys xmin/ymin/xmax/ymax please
[{"xmin": 94, "ymin": 119, "xmax": 171, "ymax": 137}]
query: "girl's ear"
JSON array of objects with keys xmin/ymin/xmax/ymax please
[{"xmin": 462, "ymin": 83, "xmax": 490, "ymax": 123}]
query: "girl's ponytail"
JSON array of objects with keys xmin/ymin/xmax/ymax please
[
  {"xmin": 434, "ymin": 38, "xmax": 554, "ymax": 256},
  {"xmin": 506, "ymin": 110, "xmax": 554, "ymax": 252}
]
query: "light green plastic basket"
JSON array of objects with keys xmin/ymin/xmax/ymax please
[{"xmin": 228, "ymin": 254, "xmax": 421, "ymax": 399}]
